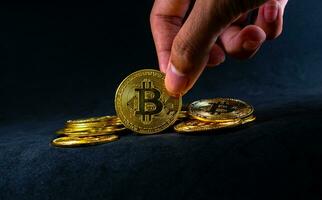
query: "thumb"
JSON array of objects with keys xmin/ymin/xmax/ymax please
[{"xmin": 165, "ymin": 0, "xmax": 267, "ymax": 97}]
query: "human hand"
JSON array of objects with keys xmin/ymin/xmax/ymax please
[{"xmin": 150, "ymin": 0, "xmax": 288, "ymax": 97}]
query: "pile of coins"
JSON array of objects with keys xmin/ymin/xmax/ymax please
[
  {"xmin": 52, "ymin": 116, "xmax": 126, "ymax": 147},
  {"xmin": 51, "ymin": 69, "xmax": 256, "ymax": 148},
  {"xmin": 174, "ymin": 98, "xmax": 255, "ymax": 133}
]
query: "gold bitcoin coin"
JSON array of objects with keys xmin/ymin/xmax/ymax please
[
  {"xmin": 56, "ymin": 127, "xmax": 94, "ymax": 134},
  {"xmin": 66, "ymin": 122, "xmax": 107, "ymax": 128},
  {"xmin": 56, "ymin": 125, "xmax": 126, "ymax": 136},
  {"xmin": 174, "ymin": 119, "xmax": 241, "ymax": 133},
  {"xmin": 66, "ymin": 126, "xmax": 126, "ymax": 137},
  {"xmin": 51, "ymin": 135, "xmax": 119, "ymax": 148},
  {"xmin": 115, "ymin": 69, "xmax": 182, "ymax": 134},
  {"xmin": 241, "ymin": 115, "xmax": 256, "ymax": 124},
  {"xmin": 59, "ymin": 130, "xmax": 104, "ymax": 137},
  {"xmin": 188, "ymin": 98, "xmax": 254, "ymax": 122},
  {"xmin": 67, "ymin": 116, "xmax": 114, "ymax": 124},
  {"xmin": 106, "ymin": 116, "xmax": 123, "ymax": 126},
  {"xmin": 177, "ymin": 111, "xmax": 189, "ymax": 120},
  {"xmin": 65, "ymin": 116, "xmax": 123, "ymax": 130}
]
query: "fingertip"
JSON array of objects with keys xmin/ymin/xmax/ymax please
[
  {"xmin": 241, "ymin": 26, "xmax": 266, "ymax": 51},
  {"xmin": 263, "ymin": 0, "xmax": 279, "ymax": 23},
  {"xmin": 255, "ymin": 0, "xmax": 284, "ymax": 40},
  {"xmin": 242, "ymin": 41, "xmax": 261, "ymax": 51},
  {"xmin": 220, "ymin": 25, "xmax": 266, "ymax": 59},
  {"xmin": 241, "ymin": 25, "xmax": 266, "ymax": 42}
]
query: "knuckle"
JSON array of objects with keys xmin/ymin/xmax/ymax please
[
  {"xmin": 173, "ymin": 36, "xmax": 199, "ymax": 62},
  {"xmin": 150, "ymin": 13, "xmax": 183, "ymax": 28}
]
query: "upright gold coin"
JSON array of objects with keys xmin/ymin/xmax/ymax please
[
  {"xmin": 174, "ymin": 119, "xmax": 241, "ymax": 133},
  {"xmin": 115, "ymin": 69, "xmax": 182, "ymax": 134},
  {"xmin": 51, "ymin": 135, "xmax": 119, "ymax": 148},
  {"xmin": 188, "ymin": 98, "xmax": 254, "ymax": 122}
]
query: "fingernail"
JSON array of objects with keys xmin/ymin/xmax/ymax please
[
  {"xmin": 264, "ymin": 1, "xmax": 279, "ymax": 23},
  {"xmin": 160, "ymin": 63, "xmax": 167, "ymax": 73},
  {"xmin": 160, "ymin": 64, "xmax": 168, "ymax": 73},
  {"xmin": 165, "ymin": 63, "xmax": 189, "ymax": 97},
  {"xmin": 242, "ymin": 41, "xmax": 261, "ymax": 51},
  {"xmin": 159, "ymin": 55, "xmax": 170, "ymax": 73}
]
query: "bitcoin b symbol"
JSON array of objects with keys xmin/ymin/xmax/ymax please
[
  {"xmin": 208, "ymin": 102, "xmax": 235, "ymax": 115},
  {"xmin": 135, "ymin": 79, "xmax": 163, "ymax": 124}
]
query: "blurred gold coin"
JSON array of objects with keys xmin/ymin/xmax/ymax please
[
  {"xmin": 66, "ymin": 116, "xmax": 123, "ymax": 128},
  {"xmin": 115, "ymin": 69, "xmax": 182, "ymax": 134},
  {"xmin": 51, "ymin": 135, "xmax": 119, "ymax": 148},
  {"xmin": 61, "ymin": 131, "xmax": 108, "ymax": 137},
  {"xmin": 174, "ymin": 119, "xmax": 241, "ymax": 133},
  {"xmin": 67, "ymin": 116, "xmax": 115, "ymax": 124},
  {"xmin": 56, "ymin": 127, "xmax": 94, "ymax": 134},
  {"xmin": 177, "ymin": 111, "xmax": 189, "ymax": 120},
  {"xmin": 66, "ymin": 126, "xmax": 126, "ymax": 137},
  {"xmin": 188, "ymin": 98, "xmax": 253, "ymax": 122},
  {"xmin": 107, "ymin": 116, "xmax": 123, "ymax": 126},
  {"xmin": 241, "ymin": 115, "xmax": 256, "ymax": 124},
  {"xmin": 96, "ymin": 125, "xmax": 126, "ymax": 132},
  {"xmin": 66, "ymin": 122, "xmax": 108, "ymax": 128},
  {"xmin": 56, "ymin": 125, "xmax": 126, "ymax": 136}
]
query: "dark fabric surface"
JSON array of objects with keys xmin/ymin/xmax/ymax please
[
  {"xmin": 1, "ymin": 1, "xmax": 322, "ymax": 199},
  {"xmin": 1, "ymin": 94, "xmax": 322, "ymax": 200}
]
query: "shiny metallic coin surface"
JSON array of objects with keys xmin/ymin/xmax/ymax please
[
  {"xmin": 115, "ymin": 69, "xmax": 182, "ymax": 134},
  {"xmin": 189, "ymin": 98, "xmax": 254, "ymax": 122},
  {"xmin": 51, "ymin": 135, "xmax": 119, "ymax": 148},
  {"xmin": 67, "ymin": 116, "xmax": 115, "ymax": 124},
  {"xmin": 67, "ymin": 116, "xmax": 123, "ymax": 126},
  {"xmin": 174, "ymin": 119, "xmax": 242, "ymax": 133},
  {"xmin": 66, "ymin": 122, "xmax": 109, "ymax": 128},
  {"xmin": 177, "ymin": 111, "xmax": 189, "ymax": 121},
  {"xmin": 241, "ymin": 115, "xmax": 256, "ymax": 124},
  {"xmin": 61, "ymin": 126, "xmax": 126, "ymax": 137}
]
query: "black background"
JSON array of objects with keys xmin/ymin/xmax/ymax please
[
  {"xmin": 1, "ymin": 1, "xmax": 322, "ymax": 200},
  {"xmin": 0, "ymin": 1, "xmax": 156, "ymax": 121},
  {"xmin": 0, "ymin": 1, "xmax": 320, "ymax": 121}
]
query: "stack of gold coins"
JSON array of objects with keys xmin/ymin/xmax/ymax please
[
  {"xmin": 51, "ymin": 116, "xmax": 125, "ymax": 147},
  {"xmin": 51, "ymin": 69, "xmax": 257, "ymax": 148},
  {"xmin": 174, "ymin": 98, "xmax": 256, "ymax": 133}
]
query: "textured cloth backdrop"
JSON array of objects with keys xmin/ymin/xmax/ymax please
[{"xmin": 0, "ymin": 1, "xmax": 322, "ymax": 200}]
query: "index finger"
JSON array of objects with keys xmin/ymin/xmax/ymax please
[{"xmin": 150, "ymin": 0, "xmax": 191, "ymax": 72}]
